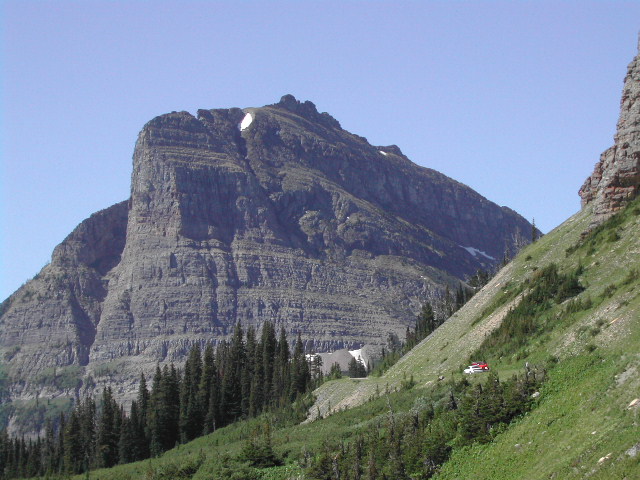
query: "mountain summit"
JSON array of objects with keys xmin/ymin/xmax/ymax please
[{"xmin": 0, "ymin": 95, "xmax": 534, "ymax": 430}]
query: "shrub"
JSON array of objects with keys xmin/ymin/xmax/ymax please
[
  {"xmin": 602, "ymin": 284, "xmax": 617, "ymax": 298},
  {"xmin": 607, "ymin": 230, "xmax": 621, "ymax": 242},
  {"xmin": 474, "ymin": 263, "xmax": 583, "ymax": 359},
  {"xmin": 622, "ymin": 269, "xmax": 639, "ymax": 286}
]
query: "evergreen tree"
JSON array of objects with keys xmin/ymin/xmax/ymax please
[
  {"xmin": 309, "ymin": 354, "xmax": 324, "ymax": 387},
  {"xmin": 165, "ymin": 364, "xmax": 181, "ymax": 447},
  {"xmin": 242, "ymin": 326, "xmax": 257, "ymax": 417},
  {"xmin": 42, "ymin": 418, "xmax": 57, "ymax": 475},
  {"xmin": 261, "ymin": 321, "xmax": 277, "ymax": 409},
  {"xmin": 249, "ymin": 337, "xmax": 264, "ymax": 417},
  {"xmin": 55, "ymin": 412, "xmax": 65, "ymax": 475},
  {"xmin": 207, "ymin": 348, "xmax": 221, "ymax": 433},
  {"xmin": 328, "ymin": 362, "xmax": 342, "ymax": 379},
  {"xmin": 468, "ymin": 269, "xmax": 490, "ymax": 290},
  {"xmin": 128, "ymin": 400, "xmax": 146, "ymax": 461},
  {"xmin": 148, "ymin": 365, "xmax": 165, "ymax": 456},
  {"xmin": 221, "ymin": 323, "xmax": 245, "ymax": 423},
  {"xmin": 348, "ymin": 356, "xmax": 359, "ymax": 378},
  {"xmin": 271, "ymin": 327, "xmax": 290, "ymax": 406},
  {"xmin": 63, "ymin": 410, "xmax": 83, "ymax": 474},
  {"xmin": 136, "ymin": 373, "xmax": 150, "ymax": 459},
  {"xmin": 180, "ymin": 343, "xmax": 204, "ymax": 442},
  {"xmin": 199, "ymin": 343, "xmax": 218, "ymax": 434},
  {"xmin": 76, "ymin": 396, "xmax": 96, "ymax": 470},
  {"xmin": 291, "ymin": 333, "xmax": 310, "ymax": 397},
  {"xmin": 96, "ymin": 387, "xmax": 119, "ymax": 468},
  {"xmin": 118, "ymin": 407, "xmax": 136, "ymax": 464},
  {"xmin": 455, "ymin": 283, "xmax": 467, "ymax": 310},
  {"xmin": 240, "ymin": 421, "xmax": 282, "ymax": 468},
  {"xmin": 416, "ymin": 302, "xmax": 436, "ymax": 340}
]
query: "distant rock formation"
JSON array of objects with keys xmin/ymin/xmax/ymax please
[
  {"xmin": 0, "ymin": 95, "xmax": 535, "ymax": 433},
  {"xmin": 580, "ymin": 36, "xmax": 640, "ymax": 224}
]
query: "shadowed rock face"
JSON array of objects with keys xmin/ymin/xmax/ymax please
[
  {"xmin": 580, "ymin": 39, "xmax": 640, "ymax": 224},
  {"xmin": 0, "ymin": 96, "xmax": 534, "ymax": 428}
]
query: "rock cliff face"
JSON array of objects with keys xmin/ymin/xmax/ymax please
[
  {"xmin": 580, "ymin": 38, "xmax": 640, "ymax": 223},
  {"xmin": 0, "ymin": 96, "xmax": 534, "ymax": 431}
]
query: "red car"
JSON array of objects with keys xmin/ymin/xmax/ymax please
[
  {"xmin": 471, "ymin": 362, "xmax": 489, "ymax": 370},
  {"xmin": 464, "ymin": 362, "xmax": 490, "ymax": 374}
]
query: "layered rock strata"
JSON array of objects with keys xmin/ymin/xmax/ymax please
[
  {"xmin": 0, "ymin": 95, "xmax": 535, "ymax": 431},
  {"xmin": 580, "ymin": 37, "xmax": 640, "ymax": 223}
]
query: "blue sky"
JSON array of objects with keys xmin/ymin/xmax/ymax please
[{"xmin": 1, "ymin": 1, "xmax": 639, "ymax": 301}]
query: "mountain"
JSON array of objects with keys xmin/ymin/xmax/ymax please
[
  {"xmin": 55, "ymin": 39, "xmax": 640, "ymax": 480},
  {"xmin": 580, "ymin": 36, "xmax": 640, "ymax": 227},
  {"xmin": 77, "ymin": 182, "xmax": 640, "ymax": 480},
  {"xmin": 0, "ymin": 94, "xmax": 534, "ymax": 433}
]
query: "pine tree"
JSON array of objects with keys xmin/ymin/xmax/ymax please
[
  {"xmin": 309, "ymin": 353, "xmax": 324, "ymax": 387},
  {"xmin": 136, "ymin": 373, "xmax": 150, "ymax": 459},
  {"xmin": 291, "ymin": 333, "xmax": 310, "ymax": 397},
  {"xmin": 221, "ymin": 323, "xmax": 245, "ymax": 423},
  {"xmin": 63, "ymin": 410, "xmax": 83, "ymax": 474},
  {"xmin": 42, "ymin": 418, "xmax": 57, "ymax": 475},
  {"xmin": 199, "ymin": 343, "xmax": 218, "ymax": 434},
  {"xmin": 457, "ymin": 384, "xmax": 484, "ymax": 444},
  {"xmin": 128, "ymin": 399, "xmax": 146, "ymax": 461},
  {"xmin": 24, "ymin": 437, "xmax": 41, "ymax": 478},
  {"xmin": 97, "ymin": 387, "xmax": 119, "ymax": 468},
  {"xmin": 77, "ymin": 396, "xmax": 96, "ymax": 469},
  {"xmin": 455, "ymin": 283, "xmax": 467, "ymax": 310},
  {"xmin": 348, "ymin": 356, "xmax": 360, "ymax": 378},
  {"xmin": 118, "ymin": 407, "xmax": 135, "ymax": 464},
  {"xmin": 271, "ymin": 327, "xmax": 290, "ymax": 406},
  {"xmin": 165, "ymin": 364, "xmax": 181, "ymax": 447},
  {"xmin": 148, "ymin": 365, "xmax": 165, "ymax": 456},
  {"xmin": 180, "ymin": 342, "xmax": 204, "ymax": 442},
  {"xmin": 416, "ymin": 302, "xmax": 435, "ymax": 340},
  {"xmin": 249, "ymin": 337, "xmax": 264, "ymax": 417},
  {"xmin": 261, "ymin": 321, "xmax": 277, "ymax": 409},
  {"xmin": 206, "ymin": 347, "xmax": 221, "ymax": 433},
  {"xmin": 55, "ymin": 412, "xmax": 65, "ymax": 474}
]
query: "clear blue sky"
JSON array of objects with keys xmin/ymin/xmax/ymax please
[{"xmin": 1, "ymin": 1, "xmax": 639, "ymax": 301}]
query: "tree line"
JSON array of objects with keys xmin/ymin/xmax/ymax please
[
  {"xmin": 0, "ymin": 321, "xmax": 315, "ymax": 479},
  {"xmin": 305, "ymin": 367, "xmax": 546, "ymax": 479},
  {"xmin": 373, "ymin": 277, "xmax": 482, "ymax": 377}
]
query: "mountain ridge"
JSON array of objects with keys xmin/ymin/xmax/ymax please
[{"xmin": 0, "ymin": 94, "xmax": 535, "ymax": 434}]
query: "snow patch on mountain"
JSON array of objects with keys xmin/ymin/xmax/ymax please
[
  {"xmin": 349, "ymin": 348, "xmax": 363, "ymax": 360},
  {"xmin": 460, "ymin": 246, "xmax": 495, "ymax": 260},
  {"xmin": 240, "ymin": 112, "xmax": 253, "ymax": 131}
]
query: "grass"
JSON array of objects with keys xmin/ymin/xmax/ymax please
[
  {"xmin": 28, "ymin": 198, "xmax": 640, "ymax": 480},
  {"xmin": 434, "ymin": 352, "xmax": 640, "ymax": 479}
]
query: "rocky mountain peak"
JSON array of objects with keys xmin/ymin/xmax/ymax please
[
  {"xmin": 579, "ymin": 39, "xmax": 640, "ymax": 224},
  {"xmin": 0, "ymin": 96, "xmax": 536, "ymax": 434},
  {"xmin": 274, "ymin": 94, "xmax": 342, "ymax": 130}
]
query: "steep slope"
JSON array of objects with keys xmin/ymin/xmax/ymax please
[
  {"xmin": 320, "ymin": 196, "xmax": 635, "ymax": 382},
  {"xmin": 0, "ymin": 95, "xmax": 534, "ymax": 433},
  {"xmin": 309, "ymin": 36, "xmax": 640, "ymax": 430},
  {"xmin": 21, "ymin": 38, "xmax": 640, "ymax": 480},
  {"xmin": 55, "ymin": 176, "xmax": 640, "ymax": 480}
]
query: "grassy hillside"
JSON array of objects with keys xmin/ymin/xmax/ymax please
[{"xmin": 52, "ymin": 198, "xmax": 639, "ymax": 479}]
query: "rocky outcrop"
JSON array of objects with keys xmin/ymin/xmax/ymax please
[
  {"xmin": 0, "ymin": 95, "xmax": 535, "ymax": 432},
  {"xmin": 579, "ymin": 37, "xmax": 640, "ymax": 223},
  {"xmin": 0, "ymin": 201, "xmax": 127, "ymax": 383}
]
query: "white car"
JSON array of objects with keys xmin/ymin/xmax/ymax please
[{"xmin": 463, "ymin": 362, "xmax": 490, "ymax": 374}]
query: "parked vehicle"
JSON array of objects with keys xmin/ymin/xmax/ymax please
[{"xmin": 463, "ymin": 362, "xmax": 490, "ymax": 374}]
